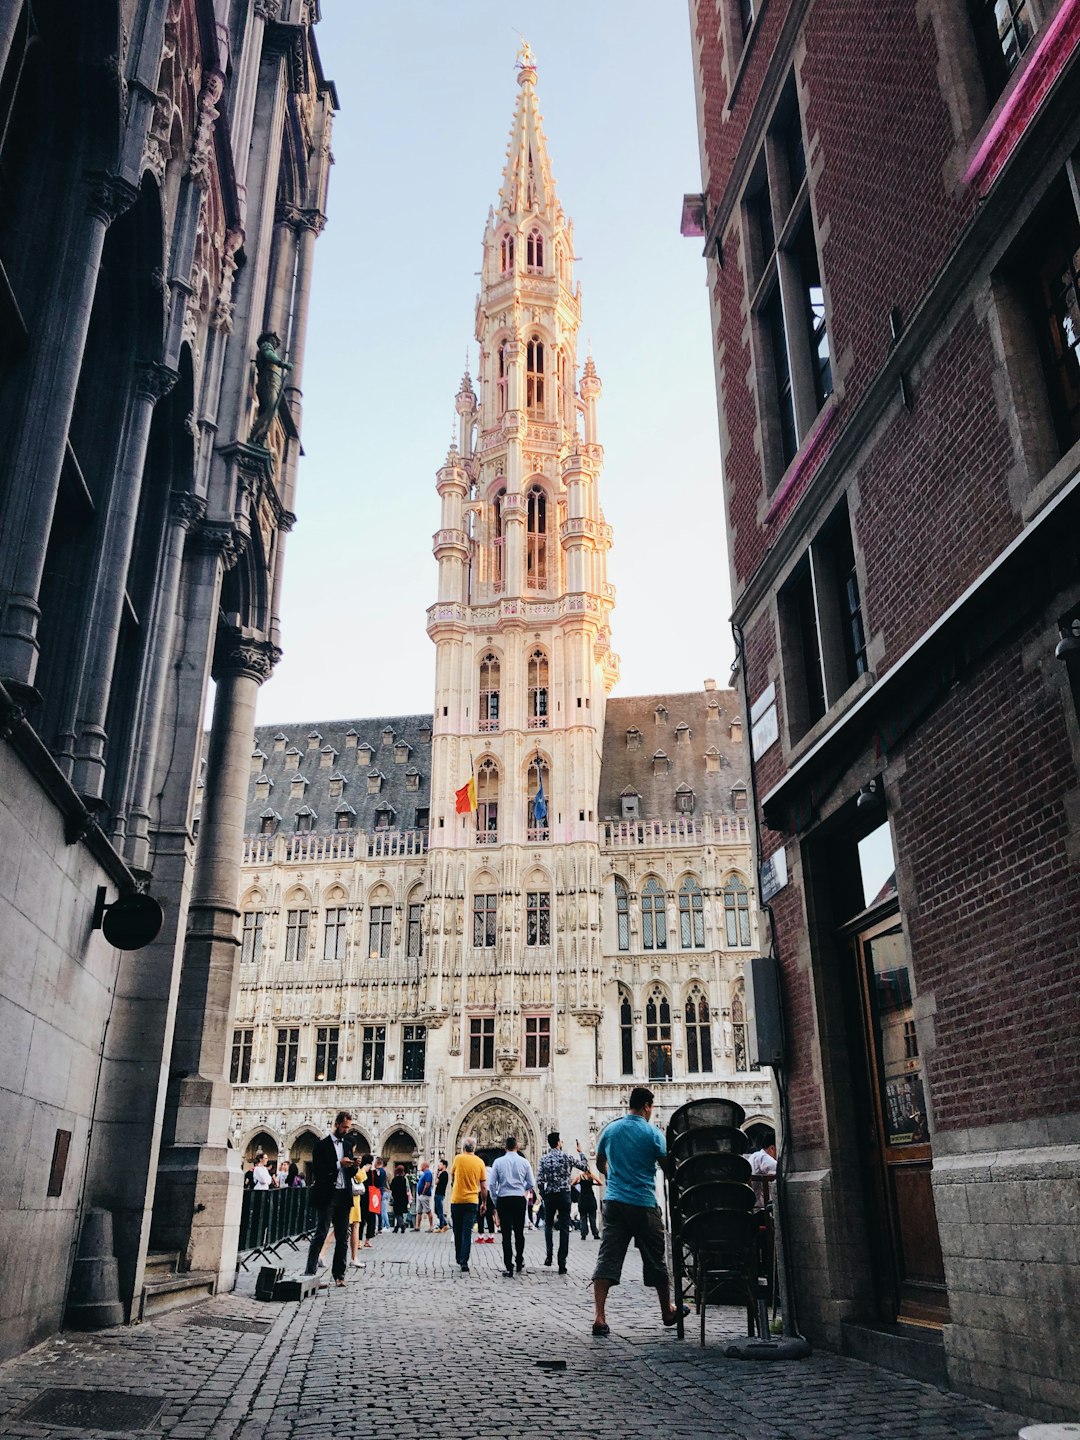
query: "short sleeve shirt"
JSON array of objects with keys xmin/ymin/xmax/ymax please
[
  {"xmin": 597, "ymin": 1113, "xmax": 666, "ymax": 1208},
  {"xmin": 450, "ymin": 1151, "xmax": 487, "ymax": 1204}
]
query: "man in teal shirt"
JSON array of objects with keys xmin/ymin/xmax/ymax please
[{"xmin": 590, "ymin": 1086, "xmax": 687, "ymax": 1336}]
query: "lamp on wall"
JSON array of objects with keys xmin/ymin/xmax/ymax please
[
  {"xmin": 1055, "ymin": 616, "xmax": 1080, "ymax": 660},
  {"xmin": 856, "ymin": 778, "xmax": 884, "ymax": 813}
]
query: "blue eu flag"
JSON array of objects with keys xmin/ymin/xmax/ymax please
[{"xmin": 532, "ymin": 771, "xmax": 547, "ymax": 828}]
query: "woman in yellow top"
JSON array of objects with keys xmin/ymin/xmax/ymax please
[{"xmin": 449, "ymin": 1136, "xmax": 488, "ymax": 1272}]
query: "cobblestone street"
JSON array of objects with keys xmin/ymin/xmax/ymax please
[{"xmin": 0, "ymin": 1226, "xmax": 1035, "ymax": 1440}]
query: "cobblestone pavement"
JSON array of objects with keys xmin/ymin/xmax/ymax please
[{"xmin": 0, "ymin": 1224, "xmax": 1033, "ymax": 1439}]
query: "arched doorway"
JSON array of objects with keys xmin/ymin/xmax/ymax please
[
  {"xmin": 382, "ymin": 1128, "xmax": 417, "ymax": 1171},
  {"xmin": 455, "ymin": 1097, "xmax": 537, "ymax": 1168},
  {"xmin": 288, "ymin": 1129, "xmax": 321, "ymax": 1182},
  {"xmin": 244, "ymin": 1130, "xmax": 279, "ymax": 1166}
]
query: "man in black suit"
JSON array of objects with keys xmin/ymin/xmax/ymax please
[{"xmin": 303, "ymin": 1110, "xmax": 357, "ymax": 1285}]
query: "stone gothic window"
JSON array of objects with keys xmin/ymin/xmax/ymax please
[
  {"xmin": 526, "ymin": 485, "xmax": 547, "ymax": 588},
  {"xmin": 526, "ymin": 890, "xmax": 550, "ymax": 945},
  {"xmin": 526, "ymin": 335, "xmax": 545, "ymax": 413},
  {"xmin": 285, "ymin": 908, "xmax": 309, "ymax": 962},
  {"xmin": 615, "ymin": 877, "xmax": 630, "ymax": 952},
  {"xmin": 407, "ymin": 900, "xmax": 423, "ymax": 959},
  {"xmin": 724, "ymin": 875, "xmax": 752, "ymax": 947},
  {"xmin": 469, "ymin": 1015, "xmax": 496, "ymax": 1070},
  {"xmin": 324, "ymin": 906, "xmax": 349, "ymax": 962},
  {"xmin": 472, "ymin": 892, "xmax": 497, "ymax": 948},
  {"xmin": 619, "ymin": 987, "xmax": 634, "ymax": 1074},
  {"xmin": 527, "ymin": 755, "xmax": 549, "ymax": 841},
  {"xmin": 646, "ymin": 985, "xmax": 673, "ymax": 1081},
  {"xmin": 732, "ymin": 985, "xmax": 759, "ymax": 1071},
  {"xmin": 497, "ymin": 343, "xmax": 509, "ymax": 416},
  {"xmin": 493, "ymin": 486, "xmax": 506, "ymax": 589},
  {"xmin": 527, "ymin": 648, "xmax": 549, "ymax": 728},
  {"xmin": 679, "ymin": 877, "xmax": 705, "ymax": 948},
  {"xmin": 526, "ymin": 227, "xmax": 544, "ymax": 271},
  {"xmin": 685, "ymin": 985, "xmax": 713, "ymax": 1074},
  {"xmin": 367, "ymin": 904, "xmax": 391, "ymax": 960},
  {"xmin": 641, "ymin": 877, "xmax": 667, "ymax": 951},
  {"xmin": 241, "ymin": 910, "xmax": 265, "ymax": 964},
  {"xmin": 524, "ymin": 1014, "xmax": 551, "ymax": 1068},
  {"xmin": 476, "ymin": 758, "xmax": 499, "ymax": 844},
  {"xmin": 479, "ymin": 652, "xmax": 500, "ymax": 731},
  {"xmin": 500, "ymin": 230, "xmax": 515, "ymax": 273},
  {"xmin": 362, "ymin": 1025, "xmax": 385, "ymax": 1080},
  {"xmin": 402, "ymin": 1024, "xmax": 426, "ymax": 1081}
]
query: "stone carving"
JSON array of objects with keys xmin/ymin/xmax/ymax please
[
  {"xmin": 249, "ymin": 332, "xmax": 291, "ymax": 448},
  {"xmin": 85, "ymin": 172, "xmax": 139, "ymax": 225},
  {"xmin": 134, "ymin": 361, "xmax": 179, "ymax": 404},
  {"xmin": 213, "ymin": 636, "xmax": 281, "ymax": 686},
  {"xmin": 188, "ymin": 70, "xmax": 225, "ymax": 186},
  {"xmin": 456, "ymin": 1097, "xmax": 532, "ymax": 1153},
  {"xmin": 169, "ymin": 490, "xmax": 208, "ymax": 530}
]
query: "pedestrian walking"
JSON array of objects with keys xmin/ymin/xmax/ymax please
[
  {"xmin": 590, "ymin": 1086, "xmax": 688, "ymax": 1336},
  {"xmin": 434, "ymin": 1158, "xmax": 450, "ymax": 1231},
  {"xmin": 537, "ymin": 1131, "xmax": 584, "ymax": 1273},
  {"xmin": 371, "ymin": 1156, "xmax": 389, "ymax": 1231},
  {"xmin": 476, "ymin": 1169, "xmax": 498, "ymax": 1242},
  {"xmin": 575, "ymin": 1141, "xmax": 602, "ymax": 1238},
  {"xmin": 415, "ymin": 1159, "xmax": 435, "ymax": 1232},
  {"xmin": 357, "ymin": 1152, "xmax": 377, "ymax": 1247},
  {"xmin": 449, "ymin": 1136, "xmax": 487, "ymax": 1273},
  {"xmin": 488, "ymin": 1136, "xmax": 536, "ymax": 1277},
  {"xmin": 303, "ymin": 1111, "xmax": 358, "ymax": 1287},
  {"xmin": 390, "ymin": 1163, "xmax": 412, "ymax": 1233}
]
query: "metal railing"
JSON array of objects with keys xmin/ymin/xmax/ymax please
[{"xmin": 237, "ymin": 1186, "xmax": 317, "ymax": 1269}]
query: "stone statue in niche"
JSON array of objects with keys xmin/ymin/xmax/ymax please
[{"xmin": 249, "ymin": 331, "xmax": 291, "ymax": 447}]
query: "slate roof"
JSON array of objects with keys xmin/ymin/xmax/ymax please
[
  {"xmin": 598, "ymin": 687, "xmax": 748, "ymax": 823},
  {"xmin": 243, "ymin": 714, "xmax": 433, "ymax": 836}
]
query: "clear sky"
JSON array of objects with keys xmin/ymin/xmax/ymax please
[{"xmin": 257, "ymin": 1, "xmax": 732, "ymax": 726}]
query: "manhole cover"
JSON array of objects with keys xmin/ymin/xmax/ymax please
[
  {"xmin": 184, "ymin": 1313, "xmax": 271, "ymax": 1334},
  {"xmin": 17, "ymin": 1388, "xmax": 164, "ymax": 1432}
]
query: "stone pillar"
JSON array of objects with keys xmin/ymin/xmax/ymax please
[
  {"xmin": 123, "ymin": 490, "xmax": 208, "ymax": 873},
  {"xmin": 0, "ymin": 173, "xmax": 137, "ymax": 690},
  {"xmin": 151, "ymin": 631, "xmax": 278, "ymax": 1281},
  {"xmin": 70, "ymin": 362, "xmax": 179, "ymax": 800}
]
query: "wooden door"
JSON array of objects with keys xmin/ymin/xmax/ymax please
[{"xmin": 852, "ymin": 914, "xmax": 949, "ymax": 1325}]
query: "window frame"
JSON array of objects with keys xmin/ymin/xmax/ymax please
[
  {"xmin": 525, "ymin": 890, "xmax": 551, "ymax": 946},
  {"xmin": 361, "ymin": 1024, "xmax": 386, "ymax": 1081},
  {"xmin": 724, "ymin": 876, "xmax": 753, "ymax": 948},
  {"xmin": 469, "ymin": 1014, "xmax": 496, "ymax": 1071},
  {"xmin": 230, "ymin": 1027, "xmax": 253, "ymax": 1084},
  {"xmin": 323, "ymin": 905, "xmax": 349, "ymax": 962},
  {"xmin": 274, "ymin": 1026, "xmax": 299, "ymax": 1083},
  {"xmin": 367, "ymin": 904, "xmax": 392, "ymax": 961},
  {"xmin": 678, "ymin": 877, "xmax": 706, "ymax": 949},
  {"xmin": 472, "ymin": 892, "xmax": 497, "ymax": 948},
  {"xmin": 685, "ymin": 986, "xmax": 714, "ymax": 1074},
  {"xmin": 645, "ymin": 986, "xmax": 673, "ymax": 1081},
  {"xmin": 284, "ymin": 907, "xmax": 309, "ymax": 963},
  {"xmin": 241, "ymin": 909, "xmax": 265, "ymax": 964},
  {"xmin": 314, "ymin": 1025, "xmax": 339, "ymax": 1082},
  {"xmin": 523, "ymin": 1014, "xmax": 551, "ymax": 1069},
  {"xmin": 402, "ymin": 1023, "xmax": 427, "ymax": 1081},
  {"xmin": 641, "ymin": 877, "xmax": 668, "ymax": 952}
]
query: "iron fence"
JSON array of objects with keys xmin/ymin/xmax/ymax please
[{"xmin": 237, "ymin": 1186, "xmax": 316, "ymax": 1269}]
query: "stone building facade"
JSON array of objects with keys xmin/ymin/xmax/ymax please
[
  {"xmin": 0, "ymin": 0, "xmax": 334, "ymax": 1357},
  {"xmin": 225, "ymin": 51, "xmax": 773, "ymax": 1177},
  {"xmin": 686, "ymin": 0, "xmax": 1080, "ymax": 1419}
]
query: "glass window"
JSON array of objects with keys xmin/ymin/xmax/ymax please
[
  {"xmin": 524, "ymin": 1015, "xmax": 551, "ymax": 1068},
  {"xmin": 646, "ymin": 987, "xmax": 673, "ymax": 1080},
  {"xmin": 971, "ymin": 0, "xmax": 1037, "ymax": 102},
  {"xmin": 685, "ymin": 987, "xmax": 713, "ymax": 1074},
  {"xmin": 368, "ymin": 905, "xmax": 391, "ymax": 960},
  {"xmin": 285, "ymin": 908, "xmax": 309, "ymax": 963},
  {"xmin": 274, "ymin": 1026, "xmax": 299, "ymax": 1083},
  {"xmin": 230, "ymin": 1028, "xmax": 253, "ymax": 1084},
  {"xmin": 641, "ymin": 877, "xmax": 667, "ymax": 951},
  {"xmin": 527, "ymin": 649, "xmax": 549, "ymax": 728},
  {"xmin": 479, "ymin": 652, "xmax": 500, "ymax": 731},
  {"xmin": 323, "ymin": 906, "xmax": 348, "ymax": 962},
  {"xmin": 527, "ymin": 755, "xmax": 549, "ymax": 840},
  {"xmin": 403, "ymin": 1024, "xmax": 427, "ymax": 1081},
  {"xmin": 314, "ymin": 1026, "xmax": 339, "ymax": 1082},
  {"xmin": 724, "ymin": 877, "xmax": 752, "ymax": 947},
  {"xmin": 678, "ymin": 878, "xmax": 706, "ymax": 949},
  {"xmin": 500, "ymin": 231, "xmax": 515, "ymax": 273},
  {"xmin": 241, "ymin": 910, "xmax": 265, "ymax": 964},
  {"xmin": 615, "ymin": 878, "xmax": 630, "ymax": 952},
  {"xmin": 526, "ymin": 891, "xmax": 550, "ymax": 945},
  {"xmin": 407, "ymin": 902, "xmax": 423, "ymax": 959},
  {"xmin": 362, "ymin": 1025, "xmax": 385, "ymax": 1081},
  {"xmin": 476, "ymin": 759, "xmax": 499, "ymax": 844},
  {"xmin": 526, "ymin": 228, "xmax": 544, "ymax": 270},
  {"xmin": 619, "ymin": 988, "xmax": 634, "ymax": 1074},
  {"xmin": 526, "ymin": 336, "xmax": 545, "ymax": 413},
  {"xmin": 469, "ymin": 1015, "xmax": 495, "ymax": 1070},
  {"xmin": 526, "ymin": 486, "xmax": 547, "ymax": 588},
  {"xmin": 732, "ymin": 987, "xmax": 758, "ymax": 1071},
  {"xmin": 473, "ymin": 893, "xmax": 497, "ymax": 948}
]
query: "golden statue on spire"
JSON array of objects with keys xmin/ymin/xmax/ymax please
[{"xmin": 516, "ymin": 38, "xmax": 535, "ymax": 71}]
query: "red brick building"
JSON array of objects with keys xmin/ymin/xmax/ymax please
[{"xmin": 687, "ymin": 0, "xmax": 1080, "ymax": 1418}]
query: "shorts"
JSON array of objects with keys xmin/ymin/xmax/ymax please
[
  {"xmin": 416, "ymin": 1194, "xmax": 433, "ymax": 1213},
  {"xmin": 591, "ymin": 1200, "xmax": 669, "ymax": 1289}
]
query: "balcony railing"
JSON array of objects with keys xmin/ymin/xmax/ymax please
[
  {"xmin": 602, "ymin": 815, "xmax": 750, "ymax": 849},
  {"xmin": 243, "ymin": 827, "xmax": 428, "ymax": 866},
  {"xmin": 476, "ymin": 830, "xmax": 498, "ymax": 845},
  {"xmin": 526, "ymin": 827, "xmax": 549, "ymax": 843}
]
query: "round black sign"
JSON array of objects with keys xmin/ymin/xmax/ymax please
[{"xmin": 102, "ymin": 892, "xmax": 164, "ymax": 951}]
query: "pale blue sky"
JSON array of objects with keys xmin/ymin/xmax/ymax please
[{"xmin": 258, "ymin": 1, "xmax": 731, "ymax": 725}]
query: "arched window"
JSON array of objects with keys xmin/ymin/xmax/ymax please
[
  {"xmin": 476, "ymin": 757, "xmax": 499, "ymax": 844},
  {"xmin": 619, "ymin": 986, "xmax": 634, "ymax": 1074},
  {"xmin": 526, "ymin": 485, "xmax": 547, "ymax": 588},
  {"xmin": 493, "ymin": 486, "xmax": 506, "ymax": 590},
  {"xmin": 641, "ymin": 877, "xmax": 667, "ymax": 951},
  {"xmin": 615, "ymin": 877, "xmax": 630, "ymax": 952},
  {"xmin": 527, "ymin": 754, "xmax": 549, "ymax": 840},
  {"xmin": 406, "ymin": 887, "xmax": 424, "ymax": 962},
  {"xmin": 497, "ymin": 340, "xmax": 509, "ymax": 416},
  {"xmin": 678, "ymin": 877, "xmax": 705, "ymax": 948},
  {"xmin": 500, "ymin": 230, "xmax": 515, "ymax": 273},
  {"xmin": 527, "ymin": 648, "xmax": 549, "ymax": 728},
  {"xmin": 526, "ymin": 334, "xmax": 544, "ymax": 413},
  {"xmin": 646, "ymin": 985, "xmax": 673, "ymax": 1080},
  {"xmin": 479, "ymin": 652, "xmax": 500, "ymax": 731},
  {"xmin": 732, "ymin": 984, "xmax": 759, "ymax": 1070},
  {"xmin": 526, "ymin": 227, "xmax": 544, "ymax": 270},
  {"xmin": 685, "ymin": 985, "xmax": 713, "ymax": 1074},
  {"xmin": 723, "ymin": 875, "xmax": 752, "ymax": 947},
  {"xmin": 555, "ymin": 240, "xmax": 566, "ymax": 282}
]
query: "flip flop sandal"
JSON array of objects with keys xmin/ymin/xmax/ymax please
[{"xmin": 592, "ymin": 1322, "xmax": 610, "ymax": 1337}]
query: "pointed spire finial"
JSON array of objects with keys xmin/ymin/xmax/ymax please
[{"xmin": 516, "ymin": 37, "xmax": 536, "ymax": 83}]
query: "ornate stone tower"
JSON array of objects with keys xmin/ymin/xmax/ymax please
[{"xmin": 424, "ymin": 44, "xmax": 619, "ymax": 1154}]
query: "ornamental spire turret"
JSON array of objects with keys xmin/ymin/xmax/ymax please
[{"xmin": 497, "ymin": 41, "xmax": 562, "ymax": 225}]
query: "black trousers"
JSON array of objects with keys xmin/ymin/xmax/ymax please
[
  {"xmin": 497, "ymin": 1195, "xmax": 527, "ymax": 1271},
  {"xmin": 543, "ymin": 1190, "xmax": 572, "ymax": 1266},
  {"xmin": 305, "ymin": 1189, "xmax": 352, "ymax": 1279},
  {"xmin": 579, "ymin": 1195, "xmax": 600, "ymax": 1238}
]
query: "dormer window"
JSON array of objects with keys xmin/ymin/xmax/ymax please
[
  {"xmin": 705, "ymin": 746, "xmax": 721, "ymax": 774},
  {"xmin": 526, "ymin": 228, "xmax": 544, "ymax": 271},
  {"xmin": 675, "ymin": 784, "xmax": 695, "ymax": 815},
  {"xmin": 626, "ymin": 727, "xmax": 643, "ymax": 749},
  {"xmin": 344, "ymin": 728, "xmax": 359, "ymax": 748},
  {"xmin": 259, "ymin": 809, "xmax": 280, "ymax": 835},
  {"xmin": 500, "ymin": 230, "xmax": 515, "ymax": 273},
  {"xmin": 418, "ymin": 723, "xmax": 432, "ymax": 743},
  {"xmin": 374, "ymin": 807, "xmax": 393, "ymax": 830},
  {"xmin": 295, "ymin": 809, "xmax": 314, "ymax": 834},
  {"xmin": 382, "ymin": 727, "xmax": 395, "ymax": 747},
  {"xmin": 335, "ymin": 803, "xmax": 356, "ymax": 831},
  {"xmin": 655, "ymin": 705, "xmax": 668, "ymax": 725},
  {"xmin": 676, "ymin": 723, "xmax": 691, "ymax": 745},
  {"xmin": 730, "ymin": 718, "xmax": 743, "ymax": 741},
  {"xmin": 320, "ymin": 745, "xmax": 337, "ymax": 768},
  {"xmin": 251, "ymin": 748, "xmax": 267, "ymax": 774},
  {"xmin": 358, "ymin": 744, "xmax": 374, "ymax": 765},
  {"xmin": 329, "ymin": 775, "xmax": 345, "ymax": 799},
  {"xmin": 273, "ymin": 733, "xmax": 287, "ymax": 752},
  {"xmin": 307, "ymin": 731, "xmax": 321, "ymax": 751},
  {"xmin": 255, "ymin": 774, "xmax": 272, "ymax": 792},
  {"xmin": 620, "ymin": 791, "xmax": 640, "ymax": 820},
  {"xmin": 368, "ymin": 770, "xmax": 384, "ymax": 795},
  {"xmin": 394, "ymin": 741, "xmax": 411, "ymax": 764},
  {"xmin": 652, "ymin": 751, "xmax": 670, "ymax": 776},
  {"xmin": 290, "ymin": 774, "xmax": 307, "ymax": 799},
  {"xmin": 285, "ymin": 745, "xmax": 302, "ymax": 763},
  {"xmin": 731, "ymin": 785, "xmax": 749, "ymax": 813},
  {"xmin": 405, "ymin": 768, "xmax": 421, "ymax": 792}
]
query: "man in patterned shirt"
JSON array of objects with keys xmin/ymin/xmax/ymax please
[{"xmin": 537, "ymin": 1131, "xmax": 587, "ymax": 1273}]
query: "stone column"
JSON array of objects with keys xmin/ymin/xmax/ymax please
[
  {"xmin": 0, "ymin": 172, "xmax": 138, "ymax": 690},
  {"xmin": 70, "ymin": 362, "xmax": 179, "ymax": 801},
  {"xmin": 151, "ymin": 631, "xmax": 278, "ymax": 1282},
  {"xmin": 123, "ymin": 490, "xmax": 208, "ymax": 874}
]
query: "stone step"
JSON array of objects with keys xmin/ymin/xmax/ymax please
[
  {"xmin": 142, "ymin": 1252, "xmax": 180, "ymax": 1281},
  {"xmin": 840, "ymin": 1319, "xmax": 948, "ymax": 1388},
  {"xmin": 139, "ymin": 1270, "xmax": 217, "ymax": 1320}
]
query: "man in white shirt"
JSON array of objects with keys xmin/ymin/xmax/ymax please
[
  {"xmin": 748, "ymin": 1132, "xmax": 777, "ymax": 1210},
  {"xmin": 303, "ymin": 1111, "xmax": 357, "ymax": 1285},
  {"xmin": 488, "ymin": 1136, "xmax": 537, "ymax": 1277}
]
